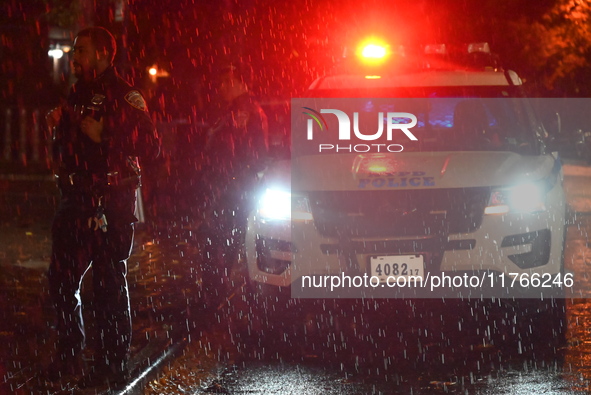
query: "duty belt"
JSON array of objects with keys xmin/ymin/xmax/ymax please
[{"xmin": 55, "ymin": 171, "xmax": 140, "ymax": 191}]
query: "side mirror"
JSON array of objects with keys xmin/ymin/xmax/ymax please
[
  {"xmin": 542, "ymin": 112, "xmax": 562, "ymax": 153},
  {"xmin": 554, "ymin": 112, "xmax": 562, "ymax": 135},
  {"xmin": 543, "ymin": 111, "xmax": 561, "ymax": 136}
]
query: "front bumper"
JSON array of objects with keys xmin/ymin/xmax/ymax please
[{"xmin": 245, "ymin": 184, "xmax": 566, "ymax": 298}]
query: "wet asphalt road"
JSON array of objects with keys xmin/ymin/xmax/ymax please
[
  {"xmin": 0, "ymin": 176, "xmax": 224, "ymax": 394},
  {"xmin": 1, "ymin": 159, "xmax": 591, "ymax": 394},
  {"xmin": 147, "ymin": 159, "xmax": 591, "ymax": 395}
]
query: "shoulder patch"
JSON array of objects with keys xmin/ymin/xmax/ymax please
[{"xmin": 124, "ymin": 90, "xmax": 147, "ymax": 111}]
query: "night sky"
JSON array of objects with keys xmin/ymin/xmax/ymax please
[{"xmin": 1, "ymin": 0, "xmax": 590, "ymax": 106}]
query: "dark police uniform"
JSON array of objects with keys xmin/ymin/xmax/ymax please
[
  {"xmin": 204, "ymin": 92, "xmax": 268, "ymax": 191},
  {"xmin": 200, "ymin": 92, "xmax": 268, "ymax": 299},
  {"xmin": 48, "ymin": 66, "xmax": 160, "ymax": 376}
]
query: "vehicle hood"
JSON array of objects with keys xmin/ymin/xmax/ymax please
[{"xmin": 288, "ymin": 151, "xmax": 559, "ymax": 191}]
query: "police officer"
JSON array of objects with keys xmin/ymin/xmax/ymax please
[
  {"xmin": 45, "ymin": 27, "xmax": 160, "ymax": 388},
  {"xmin": 199, "ymin": 62, "xmax": 268, "ymax": 304}
]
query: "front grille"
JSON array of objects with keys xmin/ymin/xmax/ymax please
[{"xmin": 309, "ymin": 188, "xmax": 490, "ymax": 238}]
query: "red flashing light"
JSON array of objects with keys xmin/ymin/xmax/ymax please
[
  {"xmin": 356, "ymin": 38, "xmax": 390, "ymax": 64},
  {"xmin": 362, "ymin": 44, "xmax": 387, "ymax": 59}
]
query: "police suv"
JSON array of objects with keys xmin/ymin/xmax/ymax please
[{"xmin": 245, "ymin": 41, "xmax": 566, "ymax": 300}]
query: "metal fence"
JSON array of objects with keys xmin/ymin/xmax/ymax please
[{"xmin": 0, "ymin": 106, "xmax": 52, "ymax": 172}]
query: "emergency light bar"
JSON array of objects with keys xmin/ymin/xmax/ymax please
[
  {"xmin": 424, "ymin": 42, "xmax": 491, "ymax": 55},
  {"xmin": 340, "ymin": 38, "xmax": 498, "ymax": 70},
  {"xmin": 349, "ymin": 40, "xmax": 492, "ymax": 59},
  {"xmin": 467, "ymin": 42, "xmax": 491, "ymax": 54},
  {"xmin": 424, "ymin": 44, "xmax": 447, "ymax": 55}
]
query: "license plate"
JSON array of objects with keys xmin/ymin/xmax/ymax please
[{"xmin": 370, "ymin": 255, "xmax": 424, "ymax": 282}]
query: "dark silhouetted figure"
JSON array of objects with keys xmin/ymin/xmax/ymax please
[{"xmin": 46, "ymin": 26, "xmax": 160, "ymax": 390}]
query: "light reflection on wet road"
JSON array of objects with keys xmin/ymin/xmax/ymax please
[
  {"xmin": 147, "ymin": 161, "xmax": 591, "ymax": 395},
  {"xmin": 1, "ymin": 160, "xmax": 591, "ymax": 394}
]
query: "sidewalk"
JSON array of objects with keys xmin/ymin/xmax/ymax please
[{"xmin": 0, "ymin": 177, "xmax": 216, "ymax": 394}]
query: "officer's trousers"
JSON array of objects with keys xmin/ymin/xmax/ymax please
[
  {"xmin": 199, "ymin": 174, "xmax": 258, "ymax": 300},
  {"xmin": 48, "ymin": 191, "xmax": 135, "ymax": 372}
]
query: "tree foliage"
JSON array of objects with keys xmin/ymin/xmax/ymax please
[
  {"xmin": 44, "ymin": 0, "xmax": 80, "ymax": 29},
  {"xmin": 509, "ymin": 0, "xmax": 591, "ymax": 95}
]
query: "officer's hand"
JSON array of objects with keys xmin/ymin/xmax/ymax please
[
  {"xmin": 46, "ymin": 107, "xmax": 62, "ymax": 132},
  {"xmin": 81, "ymin": 116, "xmax": 103, "ymax": 143}
]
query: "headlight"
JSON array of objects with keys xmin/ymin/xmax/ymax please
[
  {"xmin": 485, "ymin": 182, "xmax": 546, "ymax": 215},
  {"xmin": 258, "ymin": 188, "xmax": 313, "ymax": 222}
]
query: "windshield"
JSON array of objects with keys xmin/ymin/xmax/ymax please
[
  {"xmin": 401, "ymin": 97, "xmax": 538, "ymax": 154},
  {"xmin": 296, "ymin": 87, "xmax": 542, "ymax": 156}
]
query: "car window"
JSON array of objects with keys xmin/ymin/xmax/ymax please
[{"xmin": 296, "ymin": 96, "xmax": 539, "ymax": 155}]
